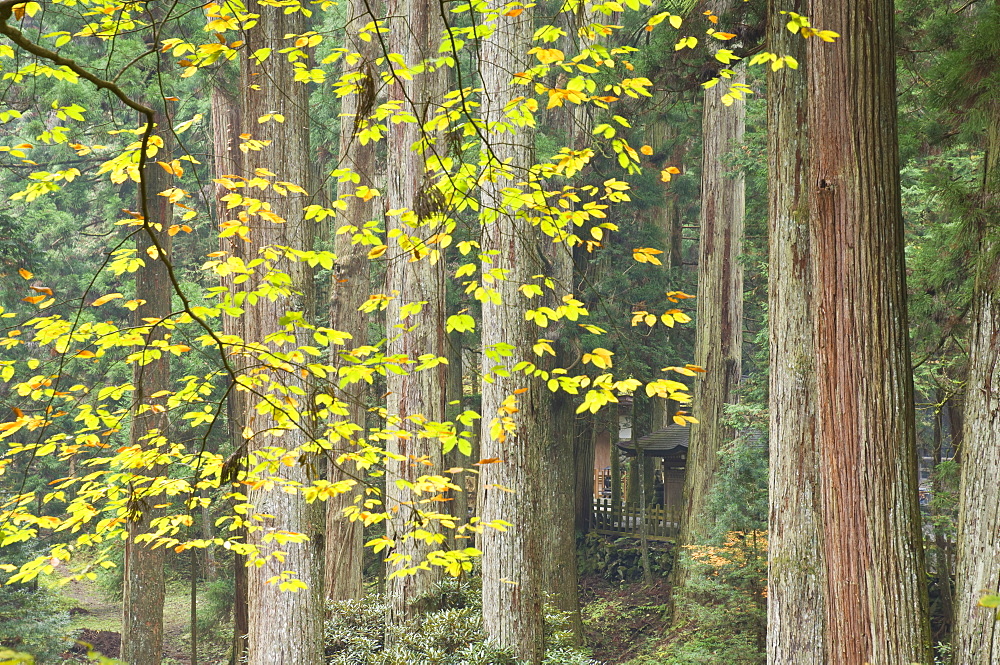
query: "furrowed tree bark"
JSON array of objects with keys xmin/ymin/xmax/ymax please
[
  {"xmin": 210, "ymin": 76, "xmax": 250, "ymax": 664},
  {"xmin": 675, "ymin": 0, "xmax": 744, "ymax": 588},
  {"xmin": 324, "ymin": 0, "xmax": 376, "ymax": 603},
  {"xmin": 121, "ymin": 107, "xmax": 173, "ymax": 665},
  {"xmin": 953, "ymin": 73, "xmax": 1000, "ymax": 665},
  {"xmin": 383, "ymin": 0, "xmax": 447, "ymax": 624},
  {"xmin": 806, "ymin": 0, "xmax": 932, "ymax": 661},
  {"xmin": 539, "ymin": 13, "xmax": 594, "ymax": 640},
  {"xmin": 478, "ymin": 2, "xmax": 545, "ymax": 660},
  {"xmin": 444, "ymin": 324, "xmax": 467, "ymax": 552},
  {"xmin": 241, "ymin": 4, "xmax": 324, "ymax": 663},
  {"xmin": 645, "ymin": 97, "xmax": 685, "ymax": 269},
  {"xmin": 574, "ymin": 414, "xmax": 596, "ymax": 533},
  {"xmin": 765, "ymin": 1, "xmax": 826, "ymax": 662}
]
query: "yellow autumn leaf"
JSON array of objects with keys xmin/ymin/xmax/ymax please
[{"xmin": 91, "ymin": 293, "xmax": 124, "ymax": 306}]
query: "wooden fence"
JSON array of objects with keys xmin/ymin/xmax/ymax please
[{"xmin": 590, "ymin": 498, "xmax": 681, "ymax": 542}]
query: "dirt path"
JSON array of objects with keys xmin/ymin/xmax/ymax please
[{"xmin": 59, "ymin": 580, "xmax": 203, "ymax": 663}]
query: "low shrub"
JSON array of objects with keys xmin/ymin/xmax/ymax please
[{"xmin": 324, "ymin": 577, "xmax": 600, "ymax": 665}]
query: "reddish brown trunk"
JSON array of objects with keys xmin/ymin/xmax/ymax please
[{"xmin": 806, "ymin": 0, "xmax": 932, "ymax": 661}]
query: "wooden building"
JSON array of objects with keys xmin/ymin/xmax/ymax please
[{"xmin": 616, "ymin": 425, "xmax": 690, "ymax": 511}]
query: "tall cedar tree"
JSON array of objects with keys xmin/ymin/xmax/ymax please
[
  {"xmin": 805, "ymin": 0, "xmax": 932, "ymax": 660},
  {"xmin": 240, "ymin": 2, "xmax": 324, "ymax": 661},
  {"xmin": 384, "ymin": 0, "xmax": 448, "ymax": 624},
  {"xmin": 324, "ymin": 0, "xmax": 376, "ymax": 602},
  {"xmin": 478, "ymin": 4, "xmax": 546, "ymax": 661},
  {"xmin": 539, "ymin": 8, "xmax": 592, "ymax": 642},
  {"xmin": 954, "ymin": 15, "xmax": 1000, "ymax": 661},
  {"xmin": 121, "ymin": 107, "xmax": 173, "ymax": 665},
  {"xmin": 210, "ymin": 78, "xmax": 251, "ymax": 660},
  {"xmin": 765, "ymin": 0, "xmax": 826, "ymax": 662},
  {"xmin": 675, "ymin": 0, "xmax": 745, "ymax": 585}
]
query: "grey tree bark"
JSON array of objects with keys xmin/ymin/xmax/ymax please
[
  {"xmin": 478, "ymin": 3, "xmax": 546, "ymax": 660},
  {"xmin": 953, "ymin": 84, "xmax": 1000, "ymax": 665},
  {"xmin": 382, "ymin": 0, "xmax": 449, "ymax": 625},
  {"xmin": 765, "ymin": 2, "xmax": 826, "ymax": 662},
  {"xmin": 675, "ymin": 0, "xmax": 745, "ymax": 586},
  {"xmin": 241, "ymin": 3, "xmax": 324, "ymax": 662},
  {"xmin": 324, "ymin": 0, "xmax": 377, "ymax": 603}
]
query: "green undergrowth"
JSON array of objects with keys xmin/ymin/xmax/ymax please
[{"xmin": 325, "ymin": 577, "xmax": 598, "ymax": 665}]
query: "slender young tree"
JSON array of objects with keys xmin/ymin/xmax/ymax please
[
  {"xmin": 805, "ymin": 0, "xmax": 932, "ymax": 661},
  {"xmin": 478, "ymin": 3, "xmax": 546, "ymax": 660},
  {"xmin": 954, "ymin": 28, "xmax": 1000, "ymax": 662},
  {"xmin": 324, "ymin": 0, "xmax": 378, "ymax": 603},
  {"xmin": 240, "ymin": 3, "xmax": 324, "ymax": 661},
  {"xmin": 121, "ymin": 106, "xmax": 173, "ymax": 665},
  {"xmin": 765, "ymin": 2, "xmax": 826, "ymax": 662},
  {"xmin": 382, "ymin": 0, "xmax": 448, "ymax": 624}
]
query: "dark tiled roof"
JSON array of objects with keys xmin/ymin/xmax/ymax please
[{"xmin": 616, "ymin": 424, "xmax": 691, "ymax": 456}]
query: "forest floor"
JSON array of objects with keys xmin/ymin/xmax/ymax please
[
  {"xmin": 47, "ymin": 570, "xmax": 671, "ymax": 664},
  {"xmin": 579, "ymin": 575, "xmax": 673, "ymax": 663},
  {"xmin": 56, "ymin": 579, "xmax": 229, "ymax": 665}
]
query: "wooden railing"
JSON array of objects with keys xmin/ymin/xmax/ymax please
[{"xmin": 590, "ymin": 498, "xmax": 681, "ymax": 542}]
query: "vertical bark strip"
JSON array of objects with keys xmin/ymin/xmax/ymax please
[
  {"xmin": 241, "ymin": 4, "xmax": 324, "ymax": 663},
  {"xmin": 765, "ymin": 2, "xmax": 826, "ymax": 662},
  {"xmin": 806, "ymin": 1, "xmax": 932, "ymax": 661},
  {"xmin": 677, "ymin": 0, "xmax": 745, "ymax": 569},
  {"xmin": 645, "ymin": 96, "xmax": 685, "ymax": 270},
  {"xmin": 383, "ymin": 0, "xmax": 447, "ymax": 624},
  {"xmin": 324, "ymin": 0, "xmax": 376, "ymax": 603},
  {"xmin": 538, "ymin": 11, "xmax": 593, "ymax": 640},
  {"xmin": 121, "ymin": 109, "xmax": 173, "ymax": 665},
  {"xmin": 954, "ymin": 95, "xmax": 1000, "ymax": 665},
  {"xmin": 478, "ymin": 4, "xmax": 546, "ymax": 661},
  {"xmin": 210, "ymin": 78, "xmax": 251, "ymax": 662}
]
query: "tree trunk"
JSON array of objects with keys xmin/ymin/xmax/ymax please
[
  {"xmin": 953, "ymin": 91, "xmax": 1000, "ymax": 665},
  {"xmin": 324, "ymin": 0, "xmax": 376, "ymax": 603},
  {"xmin": 121, "ymin": 108, "xmax": 173, "ymax": 665},
  {"xmin": 478, "ymin": 2, "xmax": 546, "ymax": 659},
  {"xmin": 930, "ymin": 392, "xmax": 954, "ymax": 640},
  {"xmin": 444, "ymin": 325, "xmax": 467, "ymax": 550},
  {"xmin": 539, "ymin": 20, "xmax": 587, "ymax": 634},
  {"xmin": 382, "ymin": 0, "xmax": 448, "ymax": 624},
  {"xmin": 806, "ymin": 0, "xmax": 932, "ymax": 660},
  {"xmin": 574, "ymin": 415, "xmax": 596, "ymax": 533},
  {"xmin": 765, "ymin": 2, "xmax": 826, "ymax": 663},
  {"xmin": 241, "ymin": 4, "xmax": 324, "ymax": 662},
  {"xmin": 675, "ymin": 0, "xmax": 745, "ymax": 581},
  {"xmin": 645, "ymin": 96, "xmax": 685, "ymax": 269},
  {"xmin": 209, "ymin": 76, "xmax": 251, "ymax": 664}
]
